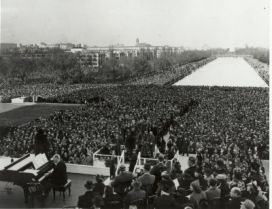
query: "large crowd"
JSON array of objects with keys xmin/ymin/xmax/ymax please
[
  {"xmin": 244, "ymin": 57, "xmax": 269, "ymax": 85},
  {"xmin": 1, "ymin": 86, "xmax": 268, "ymax": 165},
  {"xmin": 0, "ymin": 57, "xmax": 215, "ymax": 102},
  {"xmin": 0, "ymin": 48, "xmax": 269, "ymax": 209},
  {"xmin": 0, "ymin": 80, "xmax": 269, "ymax": 209},
  {"xmin": 128, "ymin": 58, "xmax": 216, "ymax": 86},
  {"xmin": 78, "ymin": 152, "xmax": 269, "ymax": 209},
  {"xmin": 0, "ymin": 83, "xmax": 120, "ymax": 103}
]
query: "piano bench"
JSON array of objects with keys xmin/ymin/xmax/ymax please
[{"xmin": 53, "ymin": 179, "xmax": 72, "ymax": 200}]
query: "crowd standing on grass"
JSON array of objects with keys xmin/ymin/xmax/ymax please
[
  {"xmin": 0, "ymin": 47, "xmax": 269, "ymax": 208},
  {"xmin": 129, "ymin": 57, "xmax": 215, "ymax": 85},
  {"xmin": 0, "ymin": 83, "xmax": 120, "ymax": 103},
  {"xmin": 1, "ymin": 86, "xmax": 268, "ymax": 164},
  {"xmin": 244, "ymin": 57, "xmax": 269, "ymax": 85},
  {"xmin": 0, "ymin": 57, "xmax": 215, "ymax": 103}
]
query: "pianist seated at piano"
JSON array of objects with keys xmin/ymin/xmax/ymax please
[{"xmin": 42, "ymin": 154, "xmax": 68, "ymax": 196}]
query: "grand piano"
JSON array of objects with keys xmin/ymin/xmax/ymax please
[{"xmin": 0, "ymin": 153, "xmax": 54, "ymax": 203}]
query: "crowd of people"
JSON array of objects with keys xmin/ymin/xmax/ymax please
[
  {"xmin": 0, "ymin": 57, "xmax": 269, "ymax": 208},
  {"xmin": 0, "ymin": 57, "xmax": 214, "ymax": 102},
  {"xmin": 126, "ymin": 58, "xmax": 216, "ymax": 85},
  {"xmin": 244, "ymin": 57, "xmax": 269, "ymax": 85},
  {"xmin": 0, "ymin": 83, "xmax": 120, "ymax": 103},
  {"xmin": 76, "ymin": 152, "xmax": 269, "ymax": 209},
  {"xmin": 1, "ymin": 86, "xmax": 269, "ymax": 166}
]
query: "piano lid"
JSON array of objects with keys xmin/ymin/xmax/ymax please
[
  {"xmin": 0, "ymin": 156, "xmax": 16, "ymax": 170},
  {"xmin": 8, "ymin": 154, "xmax": 35, "ymax": 171},
  {"xmin": 4, "ymin": 154, "xmax": 30, "ymax": 170}
]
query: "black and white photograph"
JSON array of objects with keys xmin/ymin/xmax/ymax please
[{"xmin": 0, "ymin": 0, "xmax": 270, "ymax": 208}]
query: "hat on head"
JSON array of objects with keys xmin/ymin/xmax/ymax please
[
  {"xmin": 241, "ymin": 199, "xmax": 255, "ymax": 209},
  {"xmin": 144, "ymin": 163, "xmax": 151, "ymax": 171},
  {"xmin": 177, "ymin": 187, "xmax": 186, "ymax": 196},
  {"xmin": 131, "ymin": 180, "xmax": 142, "ymax": 189},
  {"xmin": 119, "ymin": 164, "xmax": 126, "ymax": 171},
  {"xmin": 158, "ymin": 154, "xmax": 164, "ymax": 162},
  {"xmin": 84, "ymin": 180, "xmax": 94, "ymax": 190},
  {"xmin": 96, "ymin": 175, "xmax": 103, "ymax": 183}
]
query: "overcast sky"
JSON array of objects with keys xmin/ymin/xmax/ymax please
[{"xmin": 1, "ymin": 0, "xmax": 269, "ymax": 48}]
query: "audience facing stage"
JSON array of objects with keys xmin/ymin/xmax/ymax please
[{"xmin": 0, "ymin": 150, "xmax": 190, "ymax": 208}]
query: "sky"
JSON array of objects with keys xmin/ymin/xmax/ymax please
[{"xmin": 0, "ymin": 0, "xmax": 270, "ymax": 48}]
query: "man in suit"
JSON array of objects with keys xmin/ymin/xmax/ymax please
[
  {"xmin": 129, "ymin": 149, "xmax": 138, "ymax": 172},
  {"xmin": 205, "ymin": 178, "xmax": 221, "ymax": 201},
  {"xmin": 184, "ymin": 156, "xmax": 197, "ymax": 184},
  {"xmin": 111, "ymin": 164, "xmax": 135, "ymax": 196},
  {"xmin": 34, "ymin": 128, "xmax": 50, "ymax": 157},
  {"xmin": 150, "ymin": 155, "xmax": 167, "ymax": 193},
  {"xmin": 138, "ymin": 163, "xmax": 155, "ymax": 186},
  {"xmin": 124, "ymin": 180, "xmax": 146, "ymax": 208},
  {"xmin": 77, "ymin": 180, "xmax": 104, "ymax": 209},
  {"xmin": 226, "ymin": 187, "xmax": 243, "ymax": 209},
  {"xmin": 94, "ymin": 175, "xmax": 105, "ymax": 196},
  {"xmin": 42, "ymin": 154, "xmax": 67, "ymax": 196},
  {"xmin": 50, "ymin": 154, "xmax": 67, "ymax": 187},
  {"xmin": 153, "ymin": 178, "xmax": 178, "ymax": 209}
]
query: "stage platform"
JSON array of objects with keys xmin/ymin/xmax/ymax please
[{"xmin": 0, "ymin": 173, "xmax": 96, "ymax": 208}]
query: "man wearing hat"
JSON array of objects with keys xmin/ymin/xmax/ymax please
[
  {"xmin": 77, "ymin": 180, "xmax": 104, "ymax": 209},
  {"xmin": 124, "ymin": 180, "xmax": 146, "ymax": 208},
  {"xmin": 111, "ymin": 164, "xmax": 134, "ymax": 196},
  {"xmin": 94, "ymin": 175, "xmax": 105, "ymax": 196},
  {"xmin": 138, "ymin": 163, "xmax": 155, "ymax": 187}
]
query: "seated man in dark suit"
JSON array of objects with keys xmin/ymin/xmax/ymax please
[
  {"xmin": 150, "ymin": 155, "xmax": 167, "ymax": 193},
  {"xmin": 77, "ymin": 180, "xmax": 104, "ymax": 209},
  {"xmin": 94, "ymin": 175, "xmax": 105, "ymax": 196},
  {"xmin": 42, "ymin": 154, "xmax": 67, "ymax": 195},
  {"xmin": 50, "ymin": 154, "xmax": 67, "ymax": 187},
  {"xmin": 124, "ymin": 180, "xmax": 146, "ymax": 209},
  {"xmin": 138, "ymin": 163, "xmax": 155, "ymax": 186},
  {"xmin": 138, "ymin": 163, "xmax": 155, "ymax": 195},
  {"xmin": 111, "ymin": 164, "xmax": 135, "ymax": 196},
  {"xmin": 153, "ymin": 178, "xmax": 178, "ymax": 209}
]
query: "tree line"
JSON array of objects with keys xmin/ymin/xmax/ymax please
[
  {"xmin": 235, "ymin": 47, "xmax": 269, "ymax": 64},
  {"xmin": 0, "ymin": 48, "xmax": 225, "ymax": 85}
]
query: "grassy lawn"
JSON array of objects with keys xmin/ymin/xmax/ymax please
[{"xmin": 0, "ymin": 104, "xmax": 79, "ymax": 138}]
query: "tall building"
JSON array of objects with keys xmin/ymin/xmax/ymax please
[{"xmin": 69, "ymin": 39, "xmax": 184, "ymax": 68}]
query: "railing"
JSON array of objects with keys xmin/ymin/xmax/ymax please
[
  {"xmin": 115, "ymin": 150, "xmax": 125, "ymax": 176},
  {"xmin": 93, "ymin": 148, "xmax": 121, "ymax": 167},
  {"xmin": 133, "ymin": 151, "xmax": 142, "ymax": 174},
  {"xmin": 140, "ymin": 157, "xmax": 158, "ymax": 167},
  {"xmin": 132, "ymin": 150, "xmax": 180, "ymax": 174}
]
